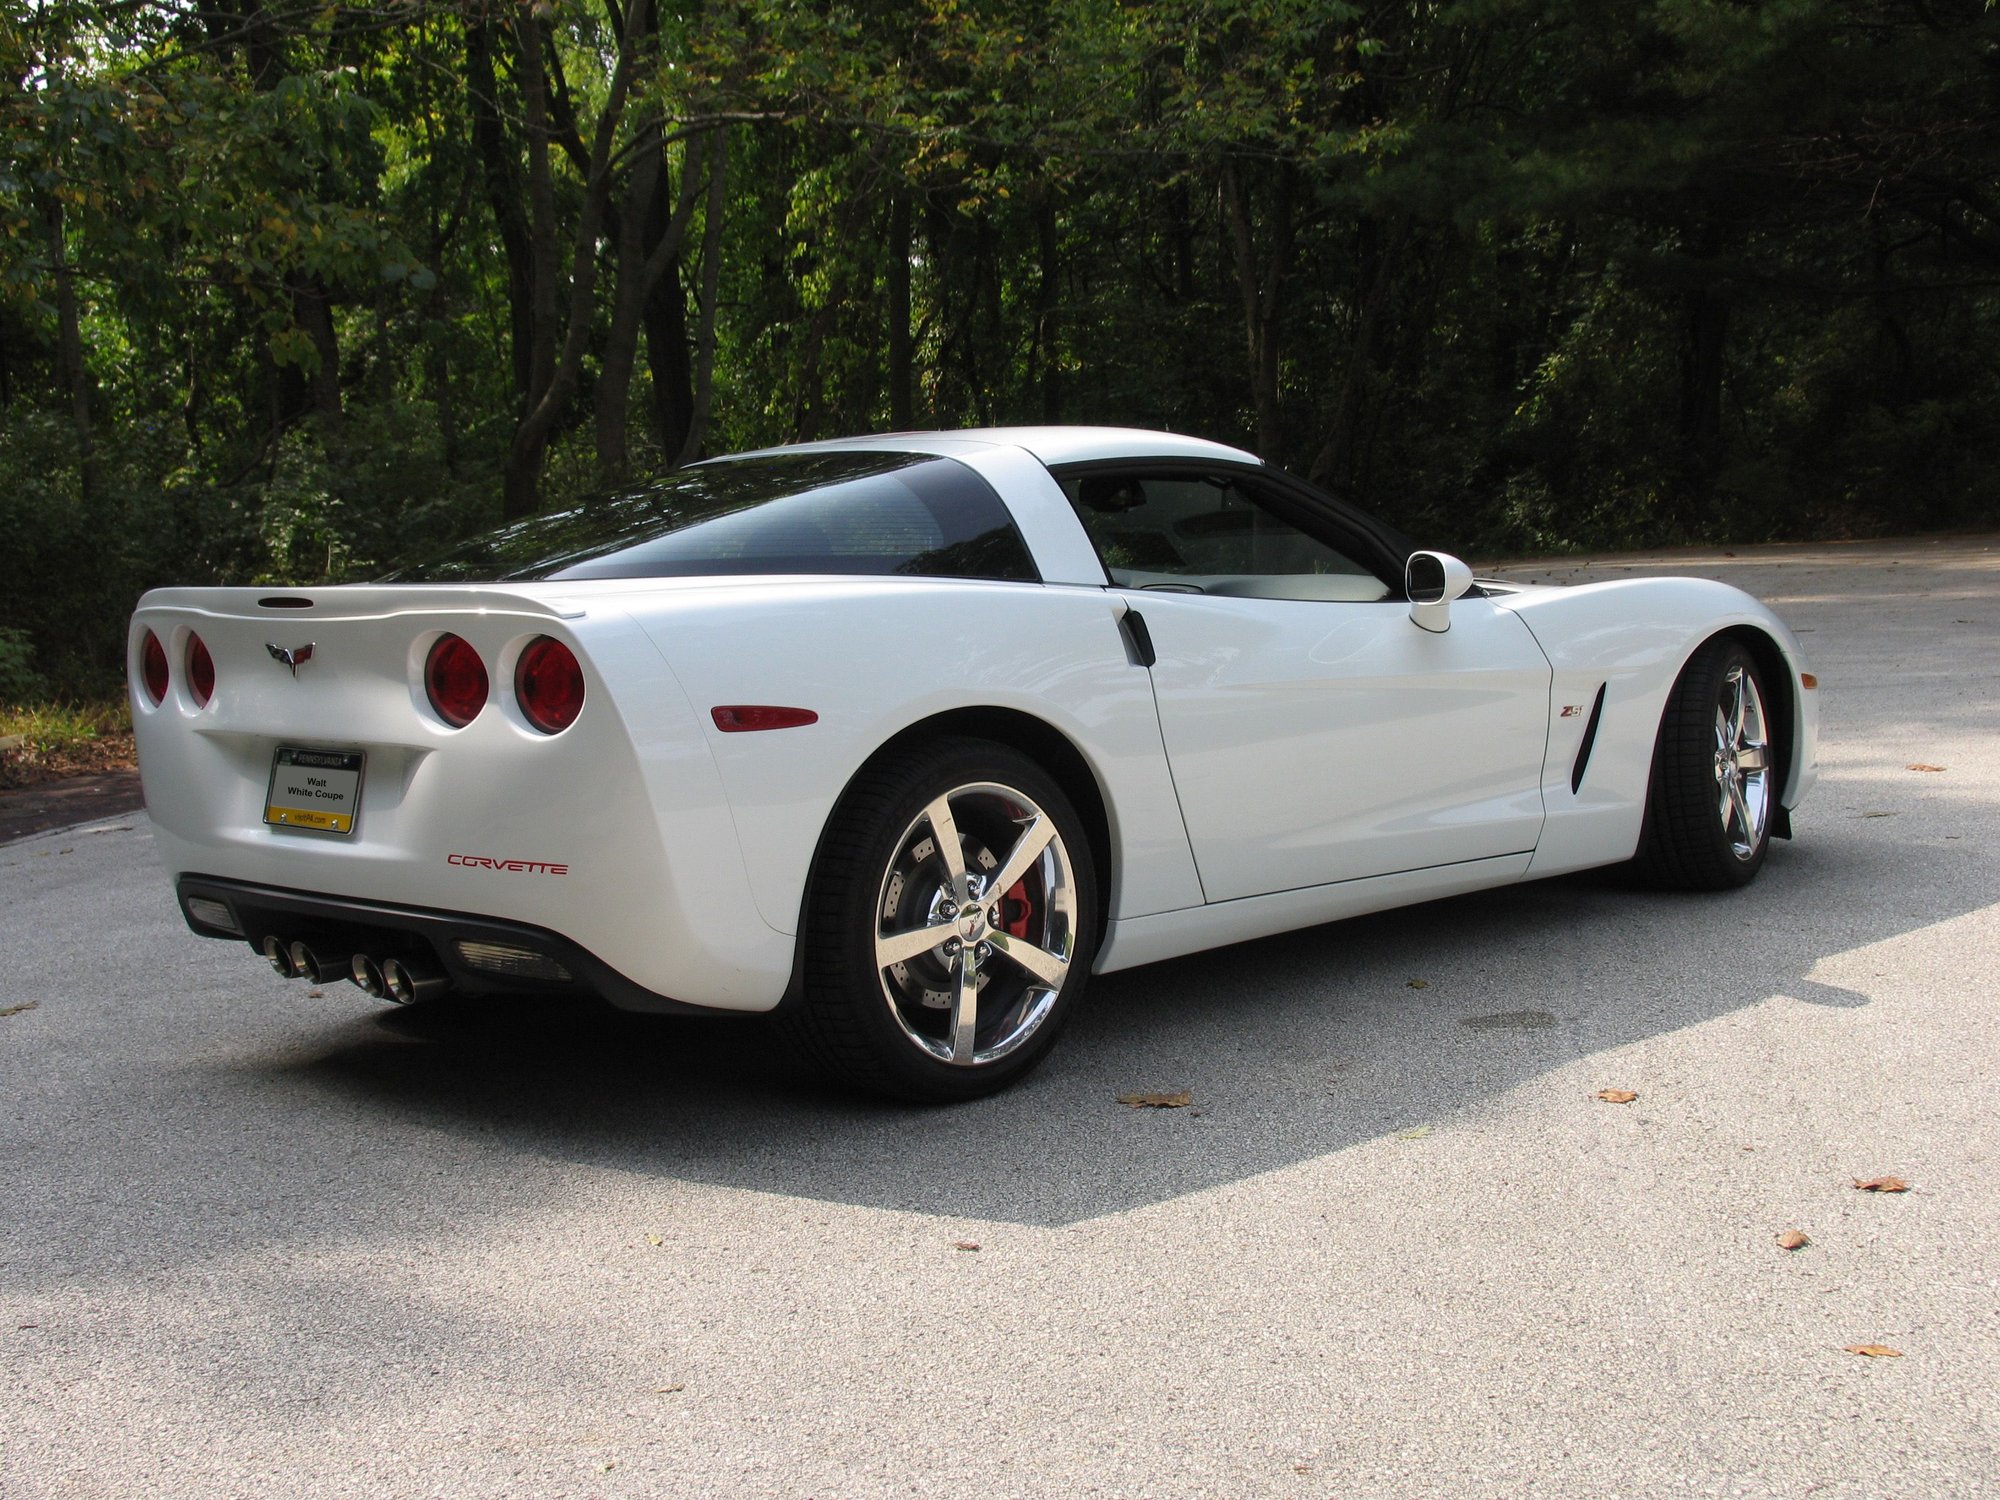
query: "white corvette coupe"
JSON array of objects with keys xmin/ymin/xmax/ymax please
[{"xmin": 130, "ymin": 427, "xmax": 1818, "ymax": 1100}]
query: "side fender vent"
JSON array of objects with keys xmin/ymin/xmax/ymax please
[{"xmin": 1570, "ymin": 683, "xmax": 1608, "ymax": 794}]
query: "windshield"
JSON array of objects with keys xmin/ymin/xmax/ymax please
[{"xmin": 391, "ymin": 451, "xmax": 1039, "ymax": 584}]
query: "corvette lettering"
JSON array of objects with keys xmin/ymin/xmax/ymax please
[{"xmin": 448, "ymin": 854, "xmax": 570, "ymax": 875}]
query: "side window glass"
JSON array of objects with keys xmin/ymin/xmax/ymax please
[{"xmin": 1059, "ymin": 473, "xmax": 1392, "ymax": 603}]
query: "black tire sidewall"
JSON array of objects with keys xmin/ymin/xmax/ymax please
[{"xmin": 1638, "ymin": 638, "xmax": 1774, "ymax": 890}]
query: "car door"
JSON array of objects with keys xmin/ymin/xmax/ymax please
[{"xmin": 1057, "ymin": 466, "xmax": 1552, "ymax": 902}]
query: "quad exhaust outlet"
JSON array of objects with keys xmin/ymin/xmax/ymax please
[{"xmin": 260, "ymin": 932, "xmax": 452, "ymax": 1004}]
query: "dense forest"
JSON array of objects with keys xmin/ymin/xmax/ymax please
[{"xmin": 4, "ymin": 0, "xmax": 1999, "ymax": 695}]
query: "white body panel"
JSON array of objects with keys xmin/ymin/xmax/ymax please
[
  {"xmin": 130, "ymin": 427, "xmax": 1819, "ymax": 1017},
  {"xmin": 134, "ymin": 586, "xmax": 790, "ymax": 1006},
  {"xmin": 602, "ymin": 575, "xmax": 1206, "ymax": 930},
  {"xmin": 1489, "ymin": 578, "xmax": 1820, "ymax": 878},
  {"xmin": 1132, "ymin": 592, "xmax": 1551, "ymax": 900}
]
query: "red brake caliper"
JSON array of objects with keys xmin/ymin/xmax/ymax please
[{"xmin": 1001, "ymin": 879, "xmax": 1034, "ymax": 938}]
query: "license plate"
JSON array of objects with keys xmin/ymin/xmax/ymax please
[{"xmin": 264, "ymin": 746, "xmax": 365, "ymax": 835}]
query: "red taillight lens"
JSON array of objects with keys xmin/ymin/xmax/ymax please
[
  {"xmin": 186, "ymin": 634, "xmax": 215, "ymax": 707},
  {"xmin": 140, "ymin": 630, "xmax": 169, "ymax": 705},
  {"xmin": 425, "ymin": 634, "xmax": 488, "ymax": 728},
  {"xmin": 515, "ymin": 636, "xmax": 585, "ymax": 734}
]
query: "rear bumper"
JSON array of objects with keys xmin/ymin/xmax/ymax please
[{"xmin": 177, "ymin": 874, "xmax": 730, "ymax": 1017}]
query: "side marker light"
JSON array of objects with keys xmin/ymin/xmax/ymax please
[{"xmin": 711, "ymin": 705, "xmax": 819, "ymax": 733}]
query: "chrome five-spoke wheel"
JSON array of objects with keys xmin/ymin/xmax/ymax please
[
  {"xmin": 1713, "ymin": 661, "xmax": 1771, "ymax": 861},
  {"xmin": 790, "ymin": 737, "xmax": 1099, "ymax": 1101},
  {"xmin": 875, "ymin": 781, "xmax": 1081, "ymax": 1067}
]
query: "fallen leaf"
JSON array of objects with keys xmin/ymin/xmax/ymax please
[
  {"xmin": 1776, "ymin": 1229, "xmax": 1810, "ymax": 1251},
  {"xmin": 0, "ymin": 1001, "xmax": 39, "ymax": 1018},
  {"xmin": 1853, "ymin": 1176, "xmax": 1909, "ymax": 1193},
  {"xmin": 645, "ymin": 1233, "xmax": 663, "ymax": 1246},
  {"xmin": 1843, "ymin": 1344, "xmax": 1903, "ymax": 1358},
  {"xmin": 1406, "ymin": 977, "xmax": 1430, "ymax": 989},
  {"xmin": 1596, "ymin": 1088, "xmax": 1638, "ymax": 1104},
  {"xmin": 1117, "ymin": 1091, "xmax": 1191, "ymax": 1108},
  {"xmin": 654, "ymin": 1384, "xmax": 684, "ymax": 1393},
  {"xmin": 954, "ymin": 1240, "xmax": 981, "ymax": 1252},
  {"xmin": 1859, "ymin": 810, "xmax": 1895, "ymax": 819},
  {"xmin": 1396, "ymin": 1126, "xmax": 1432, "ymax": 1140},
  {"xmin": 1906, "ymin": 764, "xmax": 1946, "ymax": 773},
  {"xmin": 307, "ymin": 989, "xmax": 325, "ymax": 998}
]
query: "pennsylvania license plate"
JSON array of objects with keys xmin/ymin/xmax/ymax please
[{"xmin": 264, "ymin": 746, "xmax": 365, "ymax": 835}]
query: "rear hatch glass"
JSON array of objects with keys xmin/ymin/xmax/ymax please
[{"xmin": 392, "ymin": 451, "xmax": 1038, "ymax": 584}]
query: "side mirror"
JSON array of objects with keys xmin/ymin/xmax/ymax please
[{"xmin": 1406, "ymin": 551, "xmax": 1475, "ymax": 633}]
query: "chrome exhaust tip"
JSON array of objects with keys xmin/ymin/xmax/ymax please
[
  {"xmin": 349, "ymin": 953, "xmax": 386, "ymax": 999},
  {"xmin": 263, "ymin": 935, "xmax": 300, "ymax": 977},
  {"xmin": 381, "ymin": 956, "xmax": 450, "ymax": 1006},
  {"xmin": 288, "ymin": 941, "xmax": 351, "ymax": 984}
]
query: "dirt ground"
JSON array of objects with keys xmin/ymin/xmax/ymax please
[{"xmin": 0, "ymin": 726, "xmax": 142, "ymax": 844}]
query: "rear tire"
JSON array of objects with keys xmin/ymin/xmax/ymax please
[
  {"xmin": 782, "ymin": 738, "xmax": 1099, "ymax": 1103},
  {"xmin": 1632, "ymin": 637, "xmax": 1777, "ymax": 891}
]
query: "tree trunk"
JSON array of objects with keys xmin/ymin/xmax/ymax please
[
  {"xmin": 1677, "ymin": 220, "xmax": 1731, "ymax": 527},
  {"xmin": 43, "ymin": 193, "xmax": 96, "ymax": 500},
  {"xmin": 1676, "ymin": 286, "xmax": 1729, "ymax": 529},
  {"xmin": 467, "ymin": 17, "xmax": 535, "ymax": 417},
  {"xmin": 290, "ymin": 275, "xmax": 343, "ymax": 437},
  {"xmin": 887, "ymin": 186, "xmax": 913, "ymax": 429},
  {"xmin": 1308, "ymin": 217, "xmax": 1407, "ymax": 491},
  {"xmin": 502, "ymin": 0, "xmax": 645, "ymax": 518},
  {"xmin": 1034, "ymin": 197, "xmax": 1061, "ymax": 423},
  {"xmin": 593, "ymin": 129, "xmax": 659, "ymax": 485},
  {"xmin": 644, "ymin": 258, "xmax": 696, "ymax": 463},
  {"xmin": 676, "ymin": 126, "xmax": 729, "ymax": 466},
  {"xmin": 597, "ymin": 126, "xmax": 707, "ymax": 482},
  {"xmin": 1221, "ymin": 161, "xmax": 1293, "ymax": 460},
  {"xmin": 518, "ymin": 6, "xmax": 561, "ymax": 424}
]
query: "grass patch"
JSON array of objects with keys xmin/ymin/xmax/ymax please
[{"xmin": 0, "ymin": 698, "xmax": 134, "ymax": 789}]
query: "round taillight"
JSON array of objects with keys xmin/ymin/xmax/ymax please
[
  {"xmin": 140, "ymin": 630, "xmax": 169, "ymax": 705},
  {"xmin": 186, "ymin": 633, "xmax": 215, "ymax": 706},
  {"xmin": 425, "ymin": 634, "xmax": 488, "ymax": 728},
  {"xmin": 515, "ymin": 636, "xmax": 585, "ymax": 734}
]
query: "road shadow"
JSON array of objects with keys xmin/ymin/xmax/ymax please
[{"xmin": 273, "ymin": 802, "xmax": 1984, "ymax": 1227}]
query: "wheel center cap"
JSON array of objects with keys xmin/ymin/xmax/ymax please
[{"xmin": 958, "ymin": 910, "xmax": 987, "ymax": 944}]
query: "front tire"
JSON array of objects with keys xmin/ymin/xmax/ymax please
[
  {"xmin": 786, "ymin": 737, "xmax": 1099, "ymax": 1102},
  {"xmin": 1633, "ymin": 637, "xmax": 1777, "ymax": 890}
]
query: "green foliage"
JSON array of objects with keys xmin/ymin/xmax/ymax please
[
  {"xmin": 2, "ymin": 0, "xmax": 1998, "ymax": 697},
  {"xmin": 0, "ymin": 698, "xmax": 128, "ymax": 755},
  {"xmin": 0, "ymin": 627, "xmax": 42, "ymax": 705}
]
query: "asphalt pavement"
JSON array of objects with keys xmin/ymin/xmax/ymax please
[{"xmin": 3, "ymin": 536, "xmax": 1996, "ymax": 1498}]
